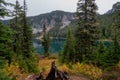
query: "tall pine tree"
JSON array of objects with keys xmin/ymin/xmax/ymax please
[
  {"xmin": 60, "ymin": 28, "xmax": 75, "ymax": 63},
  {"xmin": 21, "ymin": 0, "xmax": 33, "ymax": 58},
  {"xmin": 75, "ymin": 0, "xmax": 98, "ymax": 62},
  {"xmin": 0, "ymin": 0, "xmax": 13, "ymax": 65},
  {"xmin": 42, "ymin": 23, "xmax": 50, "ymax": 57},
  {"xmin": 10, "ymin": 0, "xmax": 23, "ymax": 55}
]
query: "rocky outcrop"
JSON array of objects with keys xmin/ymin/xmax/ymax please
[
  {"xmin": 28, "ymin": 10, "xmax": 75, "ymax": 35},
  {"xmin": 106, "ymin": 2, "xmax": 120, "ymax": 14}
]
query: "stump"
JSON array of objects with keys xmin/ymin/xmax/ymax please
[
  {"xmin": 36, "ymin": 61, "xmax": 69, "ymax": 80},
  {"xmin": 46, "ymin": 61, "xmax": 69, "ymax": 80}
]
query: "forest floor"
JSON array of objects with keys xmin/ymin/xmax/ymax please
[{"xmin": 25, "ymin": 55, "xmax": 91, "ymax": 80}]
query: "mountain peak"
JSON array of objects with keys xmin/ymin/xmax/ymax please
[
  {"xmin": 51, "ymin": 10, "xmax": 66, "ymax": 13},
  {"xmin": 106, "ymin": 2, "xmax": 120, "ymax": 14},
  {"xmin": 113, "ymin": 2, "xmax": 120, "ymax": 9}
]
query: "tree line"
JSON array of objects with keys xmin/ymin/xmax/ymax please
[
  {"xmin": 0, "ymin": 0, "xmax": 120, "ymax": 79},
  {"xmin": 0, "ymin": 0, "xmax": 38, "ymax": 79},
  {"xmin": 60, "ymin": 0, "xmax": 120, "ymax": 69}
]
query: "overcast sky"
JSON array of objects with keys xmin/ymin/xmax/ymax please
[{"xmin": 7, "ymin": 0, "xmax": 120, "ymax": 16}]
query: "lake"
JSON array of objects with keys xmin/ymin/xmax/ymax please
[
  {"xmin": 33, "ymin": 39, "xmax": 112, "ymax": 54},
  {"xmin": 33, "ymin": 39, "xmax": 65, "ymax": 54}
]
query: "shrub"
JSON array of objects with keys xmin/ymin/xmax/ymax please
[
  {"xmin": 0, "ymin": 70, "xmax": 11, "ymax": 80},
  {"xmin": 16, "ymin": 54, "xmax": 39, "ymax": 73},
  {"xmin": 73, "ymin": 63, "xmax": 102, "ymax": 80},
  {"xmin": 59, "ymin": 64, "xmax": 74, "ymax": 74},
  {"xmin": 59, "ymin": 63, "xmax": 102, "ymax": 80},
  {"xmin": 2, "ymin": 63, "xmax": 28, "ymax": 80}
]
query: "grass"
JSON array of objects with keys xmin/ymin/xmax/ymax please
[
  {"xmin": 38, "ymin": 58, "xmax": 57, "ymax": 76},
  {"xmin": 37, "ymin": 57, "xmax": 102, "ymax": 80},
  {"xmin": 2, "ymin": 54, "xmax": 120, "ymax": 80},
  {"xmin": 37, "ymin": 56, "xmax": 120, "ymax": 80}
]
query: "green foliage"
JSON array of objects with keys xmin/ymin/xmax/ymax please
[
  {"xmin": 0, "ymin": 0, "xmax": 14, "ymax": 65},
  {"xmin": 0, "ymin": 22, "xmax": 14, "ymax": 64},
  {"xmin": 0, "ymin": 70, "xmax": 11, "ymax": 80},
  {"xmin": 16, "ymin": 54, "xmax": 38, "ymax": 73},
  {"xmin": 60, "ymin": 28, "xmax": 75, "ymax": 63},
  {"xmin": 95, "ymin": 12, "xmax": 120, "ymax": 68},
  {"xmin": 42, "ymin": 24, "xmax": 51, "ymax": 57},
  {"xmin": 0, "ymin": 0, "xmax": 10, "ymax": 18},
  {"xmin": 0, "ymin": 57, "xmax": 8, "ymax": 69},
  {"xmin": 16, "ymin": 0, "xmax": 38, "ymax": 73},
  {"xmin": 21, "ymin": 0, "xmax": 33, "ymax": 58},
  {"xmin": 94, "ymin": 41, "xmax": 120, "ymax": 69},
  {"xmin": 93, "ymin": 41, "xmax": 107, "ymax": 67},
  {"xmin": 9, "ymin": 0, "xmax": 38, "ymax": 73},
  {"xmin": 0, "ymin": 1, "xmax": 15, "ymax": 79},
  {"xmin": 75, "ymin": 0, "xmax": 98, "ymax": 62}
]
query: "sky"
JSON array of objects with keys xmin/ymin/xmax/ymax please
[{"xmin": 7, "ymin": 0, "xmax": 120, "ymax": 16}]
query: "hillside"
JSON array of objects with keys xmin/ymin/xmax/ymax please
[
  {"xmin": 28, "ymin": 10, "xmax": 75, "ymax": 38},
  {"xmin": 98, "ymin": 2, "xmax": 120, "ymax": 39},
  {"xmin": 3, "ymin": 2, "xmax": 120, "ymax": 39},
  {"xmin": 24, "ymin": 2, "xmax": 120, "ymax": 39}
]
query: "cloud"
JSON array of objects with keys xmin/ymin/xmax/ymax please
[{"xmin": 7, "ymin": 0, "xmax": 120, "ymax": 16}]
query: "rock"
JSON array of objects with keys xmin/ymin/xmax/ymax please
[{"xmin": 25, "ymin": 74, "xmax": 37, "ymax": 80}]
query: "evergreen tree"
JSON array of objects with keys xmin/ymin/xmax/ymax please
[
  {"xmin": 95, "ymin": 41, "xmax": 107, "ymax": 68},
  {"xmin": 10, "ymin": 0, "xmax": 23, "ymax": 55},
  {"xmin": 9, "ymin": 0, "xmax": 38, "ymax": 73},
  {"xmin": 21, "ymin": 0, "xmax": 33, "ymax": 58},
  {"xmin": 0, "ymin": 22, "xmax": 13, "ymax": 64},
  {"xmin": 0, "ymin": 0, "xmax": 9, "ymax": 18},
  {"xmin": 19, "ymin": 0, "xmax": 38, "ymax": 73},
  {"xmin": 60, "ymin": 28, "xmax": 75, "ymax": 63},
  {"xmin": 42, "ymin": 23, "xmax": 50, "ymax": 57},
  {"xmin": 96, "ymin": 41, "xmax": 119, "ymax": 69},
  {"xmin": 0, "ymin": 0, "xmax": 14, "ymax": 65},
  {"xmin": 75, "ymin": 0, "xmax": 98, "ymax": 62}
]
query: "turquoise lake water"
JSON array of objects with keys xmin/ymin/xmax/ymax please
[
  {"xmin": 33, "ymin": 39, "xmax": 65, "ymax": 54},
  {"xmin": 33, "ymin": 39, "xmax": 112, "ymax": 54}
]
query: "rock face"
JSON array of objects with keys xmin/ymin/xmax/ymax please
[
  {"xmin": 106, "ymin": 2, "xmax": 120, "ymax": 14},
  {"xmin": 28, "ymin": 10, "xmax": 75, "ymax": 38}
]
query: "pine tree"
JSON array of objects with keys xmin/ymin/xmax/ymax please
[
  {"xmin": 21, "ymin": 0, "xmax": 33, "ymax": 58},
  {"xmin": 10, "ymin": 0, "xmax": 38, "ymax": 73},
  {"xmin": 0, "ymin": 0, "xmax": 9, "ymax": 18},
  {"xmin": 75, "ymin": 0, "xmax": 98, "ymax": 62},
  {"xmin": 96, "ymin": 41, "xmax": 107, "ymax": 67},
  {"xmin": 0, "ymin": 0, "xmax": 14, "ymax": 65},
  {"xmin": 0, "ymin": 21, "xmax": 13, "ymax": 79},
  {"xmin": 10, "ymin": 0, "xmax": 23, "ymax": 55},
  {"xmin": 42, "ymin": 23, "xmax": 50, "ymax": 57},
  {"xmin": 19, "ymin": 0, "xmax": 38, "ymax": 73},
  {"xmin": 60, "ymin": 28, "xmax": 75, "ymax": 63},
  {"xmin": 0, "ymin": 22, "xmax": 13, "ymax": 64}
]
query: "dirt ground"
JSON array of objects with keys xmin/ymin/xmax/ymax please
[
  {"xmin": 25, "ymin": 75, "xmax": 90, "ymax": 80},
  {"xmin": 70, "ymin": 75, "xmax": 90, "ymax": 80}
]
